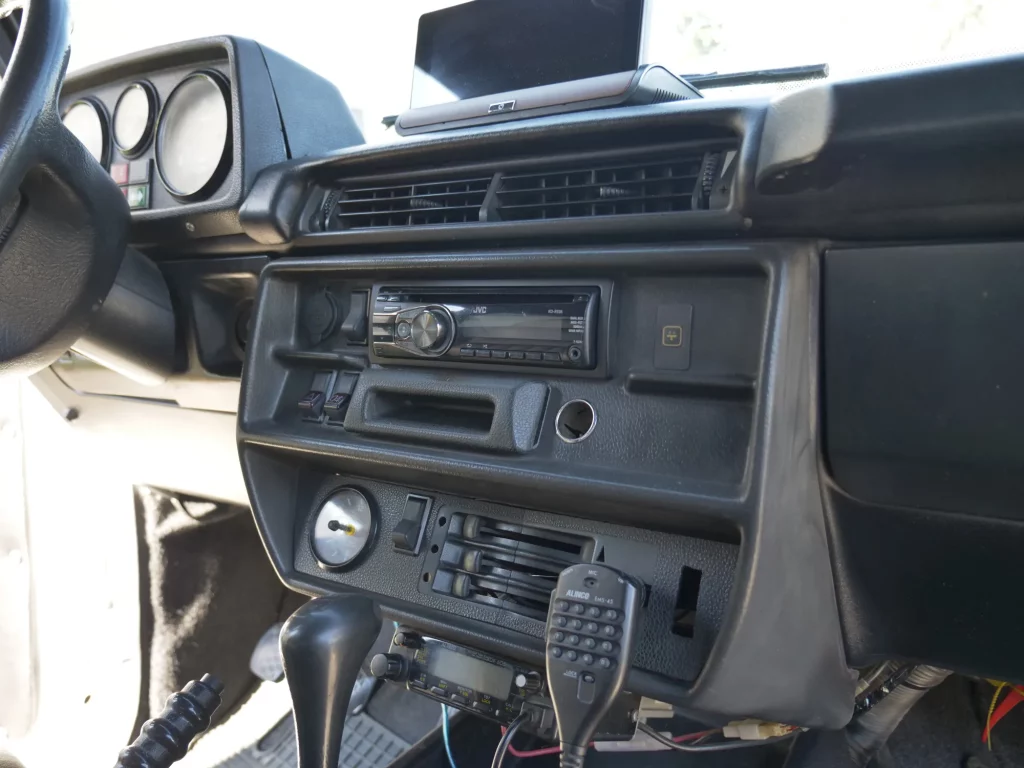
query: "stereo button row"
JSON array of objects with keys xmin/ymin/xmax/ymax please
[{"xmin": 458, "ymin": 348, "xmax": 565, "ymax": 363}]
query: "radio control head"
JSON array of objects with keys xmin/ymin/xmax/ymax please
[{"xmin": 410, "ymin": 307, "xmax": 454, "ymax": 355}]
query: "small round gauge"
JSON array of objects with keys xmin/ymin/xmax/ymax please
[
  {"xmin": 62, "ymin": 99, "xmax": 109, "ymax": 167},
  {"xmin": 113, "ymin": 81, "xmax": 157, "ymax": 157},
  {"xmin": 311, "ymin": 488, "xmax": 377, "ymax": 569},
  {"xmin": 156, "ymin": 71, "xmax": 231, "ymax": 200}
]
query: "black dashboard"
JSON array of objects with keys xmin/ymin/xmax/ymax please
[{"xmin": 35, "ymin": 37, "xmax": 1024, "ymax": 733}]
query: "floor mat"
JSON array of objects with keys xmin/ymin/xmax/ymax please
[
  {"xmin": 136, "ymin": 486, "xmax": 290, "ymax": 726},
  {"xmin": 882, "ymin": 676, "xmax": 1024, "ymax": 768},
  {"xmin": 215, "ymin": 714, "xmax": 410, "ymax": 768},
  {"xmin": 366, "ymin": 682, "xmax": 442, "ymax": 745}
]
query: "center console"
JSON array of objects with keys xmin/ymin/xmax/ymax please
[{"xmin": 237, "ymin": 243, "xmax": 855, "ymax": 731}]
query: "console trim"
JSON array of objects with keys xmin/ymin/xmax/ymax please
[{"xmin": 238, "ymin": 242, "xmax": 855, "ymax": 729}]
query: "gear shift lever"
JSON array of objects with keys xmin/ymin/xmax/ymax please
[{"xmin": 280, "ymin": 595, "xmax": 382, "ymax": 768}]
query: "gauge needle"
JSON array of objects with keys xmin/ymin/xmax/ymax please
[{"xmin": 328, "ymin": 520, "xmax": 356, "ymax": 535}]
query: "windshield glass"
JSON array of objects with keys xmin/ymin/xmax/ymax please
[{"xmin": 68, "ymin": 0, "xmax": 1024, "ymax": 143}]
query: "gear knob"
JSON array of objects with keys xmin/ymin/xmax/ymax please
[{"xmin": 280, "ymin": 595, "xmax": 381, "ymax": 768}]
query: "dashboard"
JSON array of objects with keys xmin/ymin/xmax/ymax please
[{"xmin": 34, "ymin": 36, "xmax": 1024, "ymax": 733}]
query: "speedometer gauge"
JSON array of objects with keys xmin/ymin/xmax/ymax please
[
  {"xmin": 62, "ymin": 100, "xmax": 109, "ymax": 167},
  {"xmin": 156, "ymin": 71, "xmax": 231, "ymax": 200},
  {"xmin": 113, "ymin": 81, "xmax": 157, "ymax": 157}
]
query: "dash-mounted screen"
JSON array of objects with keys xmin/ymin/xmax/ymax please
[{"xmin": 411, "ymin": 0, "xmax": 644, "ymax": 109}]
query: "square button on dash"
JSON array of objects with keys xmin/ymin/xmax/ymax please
[
  {"xmin": 654, "ymin": 304, "xmax": 693, "ymax": 371},
  {"xmin": 128, "ymin": 159, "xmax": 151, "ymax": 184},
  {"xmin": 662, "ymin": 325, "xmax": 683, "ymax": 347},
  {"xmin": 110, "ymin": 163, "xmax": 129, "ymax": 185},
  {"xmin": 125, "ymin": 184, "xmax": 150, "ymax": 210}
]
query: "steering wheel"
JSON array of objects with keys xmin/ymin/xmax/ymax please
[{"xmin": 0, "ymin": 0, "xmax": 130, "ymax": 378}]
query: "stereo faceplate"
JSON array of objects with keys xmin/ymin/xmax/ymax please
[{"xmin": 370, "ymin": 285, "xmax": 599, "ymax": 369}]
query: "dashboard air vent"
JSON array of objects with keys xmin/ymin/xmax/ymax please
[
  {"xmin": 495, "ymin": 152, "xmax": 707, "ymax": 221},
  {"xmin": 431, "ymin": 513, "xmax": 592, "ymax": 620},
  {"xmin": 331, "ymin": 176, "xmax": 491, "ymax": 229}
]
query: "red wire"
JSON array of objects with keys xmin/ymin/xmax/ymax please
[
  {"xmin": 983, "ymin": 687, "xmax": 1024, "ymax": 743},
  {"xmin": 499, "ymin": 727, "xmax": 718, "ymax": 758},
  {"xmin": 507, "ymin": 742, "xmax": 563, "ymax": 758},
  {"xmin": 674, "ymin": 729, "xmax": 718, "ymax": 743}
]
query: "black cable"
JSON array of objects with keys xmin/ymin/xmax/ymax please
[
  {"xmin": 857, "ymin": 662, "xmax": 896, "ymax": 695},
  {"xmin": 636, "ymin": 722, "xmax": 799, "ymax": 753},
  {"xmin": 853, "ymin": 665, "xmax": 913, "ymax": 716},
  {"xmin": 492, "ymin": 713, "xmax": 530, "ymax": 768}
]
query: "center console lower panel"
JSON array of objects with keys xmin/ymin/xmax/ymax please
[
  {"xmin": 238, "ymin": 244, "xmax": 856, "ymax": 728},
  {"xmin": 293, "ymin": 471, "xmax": 737, "ymax": 684}
]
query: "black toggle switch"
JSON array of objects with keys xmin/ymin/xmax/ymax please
[
  {"xmin": 323, "ymin": 392, "xmax": 349, "ymax": 419},
  {"xmin": 298, "ymin": 390, "xmax": 325, "ymax": 418},
  {"xmin": 391, "ymin": 494, "xmax": 432, "ymax": 555},
  {"xmin": 340, "ymin": 291, "xmax": 368, "ymax": 344}
]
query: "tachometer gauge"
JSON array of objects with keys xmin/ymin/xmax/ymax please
[
  {"xmin": 156, "ymin": 71, "xmax": 231, "ymax": 200},
  {"xmin": 113, "ymin": 81, "xmax": 157, "ymax": 157},
  {"xmin": 62, "ymin": 99, "xmax": 109, "ymax": 167}
]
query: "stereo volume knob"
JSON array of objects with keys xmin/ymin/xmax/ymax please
[{"xmin": 410, "ymin": 308, "xmax": 452, "ymax": 355}]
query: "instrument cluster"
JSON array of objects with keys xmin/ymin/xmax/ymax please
[{"xmin": 61, "ymin": 64, "xmax": 233, "ymax": 212}]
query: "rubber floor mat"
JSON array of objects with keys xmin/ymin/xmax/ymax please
[{"xmin": 215, "ymin": 713, "xmax": 410, "ymax": 768}]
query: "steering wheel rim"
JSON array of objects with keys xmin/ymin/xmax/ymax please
[
  {"xmin": 0, "ymin": 0, "xmax": 69, "ymax": 200},
  {"xmin": 0, "ymin": 0, "xmax": 130, "ymax": 378}
]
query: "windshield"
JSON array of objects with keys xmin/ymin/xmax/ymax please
[{"xmin": 68, "ymin": 0, "xmax": 1024, "ymax": 144}]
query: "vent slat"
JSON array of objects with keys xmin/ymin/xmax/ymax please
[
  {"xmin": 501, "ymin": 159, "xmax": 702, "ymax": 183},
  {"xmin": 343, "ymin": 178, "xmax": 491, "ymax": 195},
  {"xmin": 336, "ymin": 204, "xmax": 482, "ymax": 218},
  {"xmin": 341, "ymin": 190, "xmax": 487, "ymax": 205},
  {"xmin": 499, "ymin": 192, "xmax": 694, "ymax": 211},
  {"xmin": 497, "ymin": 176, "xmax": 699, "ymax": 197}
]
